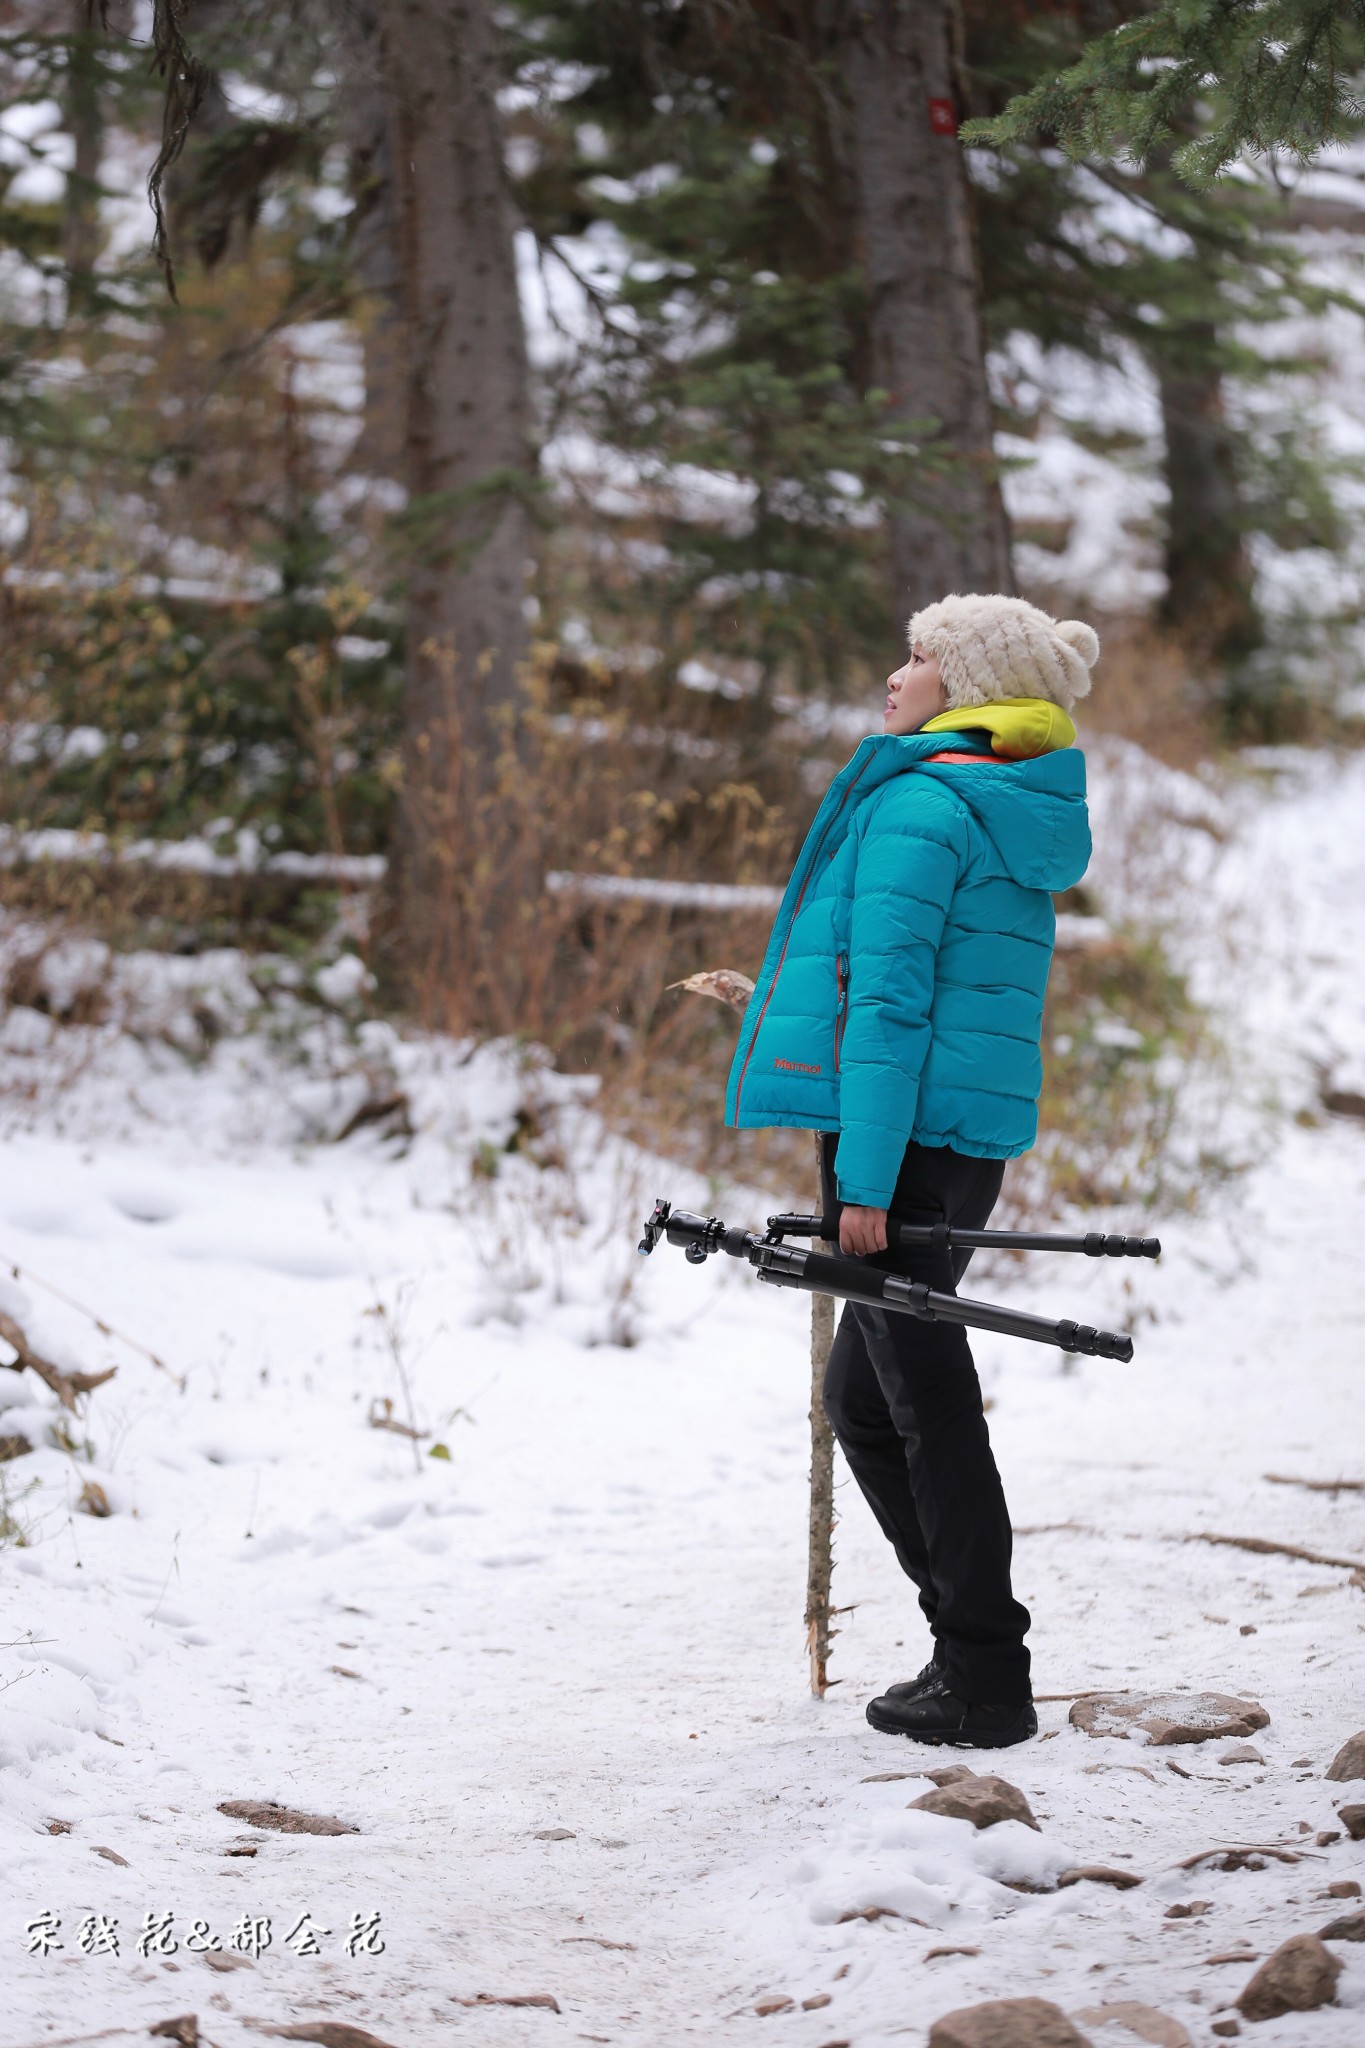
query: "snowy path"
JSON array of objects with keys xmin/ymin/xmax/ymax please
[{"xmin": 3, "ymin": 750, "xmax": 1365, "ymax": 2048}]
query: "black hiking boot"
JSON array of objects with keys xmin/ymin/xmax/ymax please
[
  {"xmin": 865, "ymin": 1670, "xmax": 1036, "ymax": 1748},
  {"xmin": 882, "ymin": 1654, "xmax": 945, "ymax": 1703}
]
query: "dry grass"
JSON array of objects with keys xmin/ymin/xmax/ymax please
[{"xmin": 1069, "ymin": 616, "xmax": 1219, "ymax": 765}]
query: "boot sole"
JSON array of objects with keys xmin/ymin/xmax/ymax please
[{"xmin": 865, "ymin": 1701, "xmax": 1037, "ymax": 1747}]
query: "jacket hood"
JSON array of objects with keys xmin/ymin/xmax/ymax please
[
  {"xmin": 917, "ymin": 702, "xmax": 1091, "ymax": 892},
  {"xmin": 922, "ymin": 696, "xmax": 1076, "ymax": 758}
]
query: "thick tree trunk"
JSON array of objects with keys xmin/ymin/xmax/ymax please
[
  {"xmin": 375, "ymin": 0, "xmax": 533, "ymax": 1000},
  {"xmin": 831, "ymin": 0, "xmax": 1011, "ymax": 612},
  {"xmin": 1155, "ymin": 333, "xmax": 1261, "ymax": 661}
]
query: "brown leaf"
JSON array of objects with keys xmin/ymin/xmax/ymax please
[
  {"xmin": 667, "ymin": 968, "xmax": 755, "ymax": 1014},
  {"xmin": 217, "ymin": 1800, "xmax": 357, "ymax": 1836},
  {"xmin": 78, "ymin": 1480, "xmax": 112, "ymax": 1518}
]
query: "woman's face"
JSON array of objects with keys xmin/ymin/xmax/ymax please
[{"xmin": 883, "ymin": 644, "xmax": 947, "ymax": 735}]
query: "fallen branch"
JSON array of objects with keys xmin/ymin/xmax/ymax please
[
  {"xmin": 1264, "ymin": 1472, "xmax": 1365, "ymax": 1495},
  {"xmin": 1174, "ymin": 1843, "xmax": 1313, "ymax": 1871},
  {"xmin": 450, "ymin": 1995, "xmax": 561, "ymax": 2013},
  {"xmin": 1188, "ymin": 1532, "xmax": 1365, "ymax": 1572},
  {"xmin": 0, "ymin": 1311, "xmax": 115, "ymax": 1412}
]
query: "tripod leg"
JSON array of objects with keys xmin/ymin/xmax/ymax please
[{"xmin": 805, "ymin": 1138, "xmax": 837, "ymax": 1699}]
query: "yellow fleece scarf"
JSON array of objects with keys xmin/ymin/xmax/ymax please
[{"xmin": 922, "ymin": 697, "xmax": 1076, "ymax": 760}]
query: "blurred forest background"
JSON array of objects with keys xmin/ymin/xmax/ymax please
[{"xmin": 3, "ymin": 0, "xmax": 1365, "ymax": 1207}]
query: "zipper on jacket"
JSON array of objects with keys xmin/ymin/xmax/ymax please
[
  {"xmin": 833, "ymin": 952, "xmax": 848, "ymax": 1073},
  {"xmin": 731, "ymin": 753, "xmax": 874, "ymax": 1121}
]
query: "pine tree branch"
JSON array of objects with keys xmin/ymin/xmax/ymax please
[{"xmin": 962, "ymin": 1, "xmax": 1365, "ymax": 188}]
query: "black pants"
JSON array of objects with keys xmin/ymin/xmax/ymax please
[{"xmin": 820, "ymin": 1134, "xmax": 1031, "ymax": 1705}]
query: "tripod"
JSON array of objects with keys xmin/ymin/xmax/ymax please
[{"xmin": 638, "ymin": 1200, "xmax": 1159, "ymax": 1362}]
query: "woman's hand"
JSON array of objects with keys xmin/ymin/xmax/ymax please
[{"xmin": 839, "ymin": 1205, "xmax": 888, "ymax": 1257}]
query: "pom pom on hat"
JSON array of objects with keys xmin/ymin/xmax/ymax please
[{"xmin": 907, "ymin": 594, "xmax": 1100, "ymax": 713}]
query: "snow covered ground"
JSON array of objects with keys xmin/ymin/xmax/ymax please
[{"xmin": 2, "ymin": 744, "xmax": 1365, "ymax": 2048}]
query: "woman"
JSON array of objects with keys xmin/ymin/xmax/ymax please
[{"xmin": 726, "ymin": 593, "xmax": 1097, "ymax": 1748}]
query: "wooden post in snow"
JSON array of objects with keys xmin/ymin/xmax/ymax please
[
  {"xmin": 806, "ymin": 1140, "xmax": 837, "ymax": 1697},
  {"xmin": 670, "ymin": 974, "xmax": 839, "ymax": 1699}
]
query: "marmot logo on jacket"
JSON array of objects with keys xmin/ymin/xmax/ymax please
[{"xmin": 774, "ymin": 1055, "xmax": 821, "ymax": 1075}]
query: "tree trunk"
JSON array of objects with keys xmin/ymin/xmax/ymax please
[
  {"xmin": 1155, "ymin": 331, "xmax": 1261, "ymax": 662},
  {"xmin": 340, "ymin": 0, "xmax": 405, "ymax": 481},
  {"xmin": 830, "ymin": 0, "xmax": 1012, "ymax": 612},
  {"xmin": 61, "ymin": 0, "xmax": 105, "ymax": 302},
  {"xmin": 375, "ymin": 0, "xmax": 533, "ymax": 1002}
]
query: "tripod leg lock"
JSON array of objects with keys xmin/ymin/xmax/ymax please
[{"xmin": 883, "ymin": 1275, "xmax": 937, "ymax": 1321}]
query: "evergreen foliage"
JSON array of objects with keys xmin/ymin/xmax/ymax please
[
  {"xmin": 965, "ymin": 0, "xmax": 1365, "ymax": 186},
  {"xmin": 509, "ymin": 1, "xmax": 950, "ymax": 700}
]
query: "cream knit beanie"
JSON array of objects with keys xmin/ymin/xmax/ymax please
[{"xmin": 907, "ymin": 593, "xmax": 1099, "ymax": 713}]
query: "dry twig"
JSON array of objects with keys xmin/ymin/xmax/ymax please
[
  {"xmin": 1188, "ymin": 1531, "xmax": 1365, "ymax": 1572},
  {"xmin": 1264, "ymin": 1472, "xmax": 1365, "ymax": 1495}
]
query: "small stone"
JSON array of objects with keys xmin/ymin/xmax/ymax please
[
  {"xmin": 532, "ymin": 1828, "xmax": 575, "ymax": 1841},
  {"xmin": 1235, "ymin": 1934, "xmax": 1343, "ymax": 2021},
  {"xmin": 1291, "ymin": 1756, "xmax": 1313, "ymax": 1767},
  {"xmin": 1316, "ymin": 1830, "xmax": 1340, "ymax": 1847},
  {"xmin": 754, "ymin": 1997, "xmax": 794, "ymax": 2016},
  {"xmin": 1069, "ymin": 1692, "xmax": 1269, "ymax": 1747},
  {"xmin": 1319, "ymin": 1910, "xmax": 1365, "ymax": 1942},
  {"xmin": 801, "ymin": 1993, "xmax": 832, "ymax": 2010},
  {"xmin": 149, "ymin": 2022, "xmax": 198, "ymax": 2047},
  {"xmin": 924, "ymin": 1764, "xmax": 978, "ymax": 1788},
  {"xmin": 1057, "ymin": 1866, "xmax": 1143, "ymax": 1891},
  {"xmin": 1325, "ymin": 1730, "xmax": 1365, "ymax": 1782},
  {"xmin": 1210, "ymin": 2023, "xmax": 1240, "ymax": 2040},
  {"xmin": 1072, "ymin": 2003, "xmax": 1193, "ymax": 2047},
  {"xmin": 1239, "ymin": 1624, "xmax": 1257, "ymax": 1636},
  {"xmin": 1327, "ymin": 1880, "xmax": 1362, "ymax": 1898},
  {"xmin": 928, "ymin": 1997, "xmax": 1093, "ymax": 2048},
  {"xmin": 1164, "ymin": 1901, "xmax": 1211, "ymax": 1918},
  {"xmin": 1339, "ymin": 1803, "xmax": 1365, "ymax": 1840},
  {"xmin": 910, "ymin": 1774, "xmax": 1039, "ymax": 1831},
  {"xmin": 1218, "ymin": 1744, "xmax": 1264, "ymax": 1765},
  {"xmin": 203, "ymin": 1952, "xmax": 254, "ymax": 1972},
  {"xmin": 92, "ymin": 1845, "xmax": 129, "ymax": 1866}
]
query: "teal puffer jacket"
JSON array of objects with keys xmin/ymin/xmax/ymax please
[{"xmin": 724, "ymin": 727, "xmax": 1092, "ymax": 1206}]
